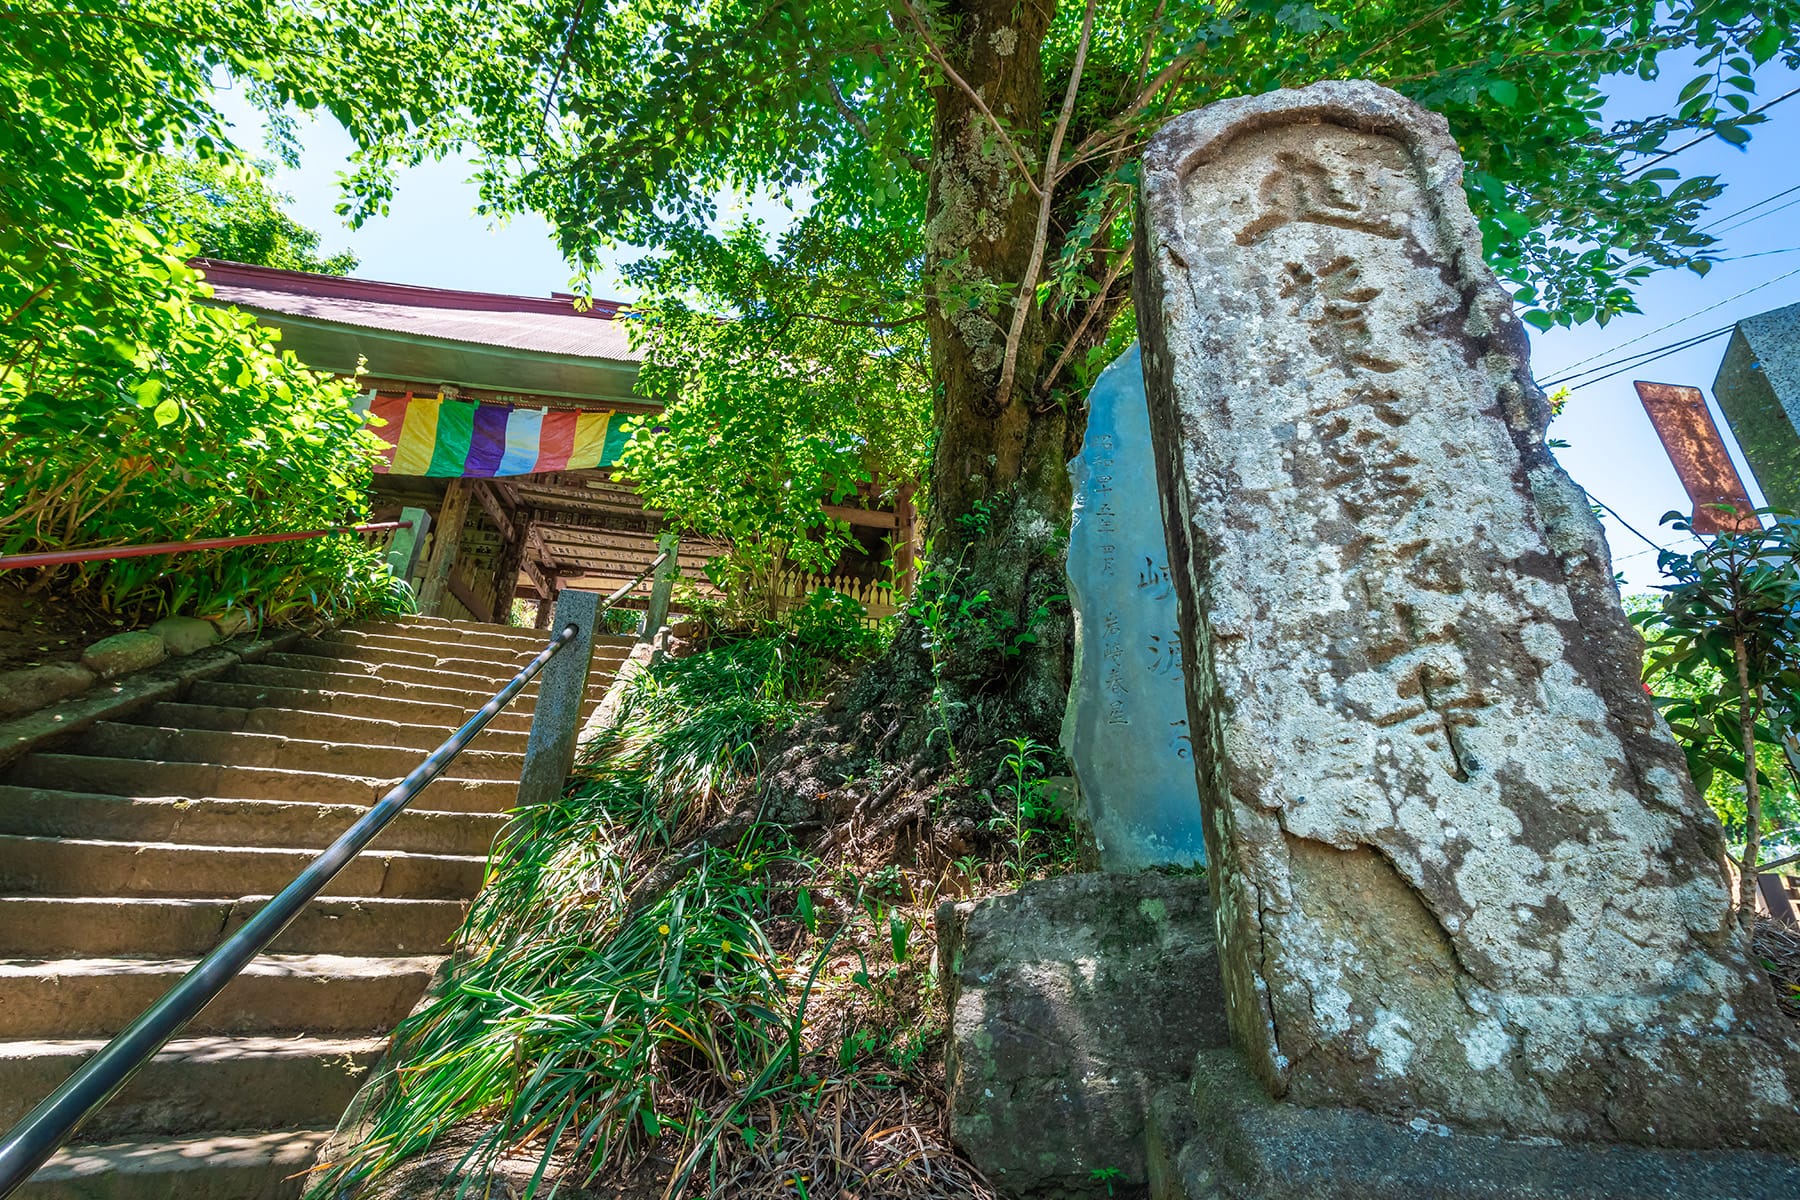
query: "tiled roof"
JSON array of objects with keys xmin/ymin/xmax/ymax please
[{"xmin": 193, "ymin": 259, "xmax": 641, "ymax": 363}]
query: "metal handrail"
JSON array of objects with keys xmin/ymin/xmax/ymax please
[
  {"xmin": 606, "ymin": 550, "xmax": 671, "ymax": 607},
  {"xmin": 0, "ymin": 621, "xmax": 581, "ymax": 1195},
  {"xmin": 0, "ymin": 520, "xmax": 414, "ymax": 570}
]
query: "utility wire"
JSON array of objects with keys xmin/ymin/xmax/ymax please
[
  {"xmin": 1709, "ymin": 193, "xmax": 1800, "ymax": 238},
  {"xmin": 1719, "ymin": 246, "xmax": 1800, "ymax": 261},
  {"xmin": 1589, "ymin": 494, "xmax": 1673, "ymax": 554},
  {"xmin": 1540, "ymin": 264, "xmax": 1800, "ymax": 380},
  {"xmin": 1622, "ymin": 85, "xmax": 1800, "ymax": 178},
  {"xmin": 1545, "ymin": 326, "xmax": 1736, "ymax": 392},
  {"xmin": 1543, "ymin": 323, "xmax": 1734, "ymax": 387},
  {"xmin": 1697, "ymin": 182, "xmax": 1800, "ymax": 233}
]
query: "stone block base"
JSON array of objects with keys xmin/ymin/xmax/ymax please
[
  {"xmin": 938, "ymin": 872, "xmax": 1226, "ymax": 1199},
  {"xmin": 1149, "ymin": 1051, "xmax": 1800, "ymax": 1200}
]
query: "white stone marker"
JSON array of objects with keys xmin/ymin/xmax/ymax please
[
  {"xmin": 1063, "ymin": 344, "xmax": 1208, "ymax": 869},
  {"xmin": 1136, "ymin": 80, "xmax": 1799, "ymax": 1151}
]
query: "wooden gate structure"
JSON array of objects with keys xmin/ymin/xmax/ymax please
[{"xmin": 196, "ymin": 260, "xmax": 916, "ymax": 625}]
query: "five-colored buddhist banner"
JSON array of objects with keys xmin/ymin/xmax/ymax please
[{"xmin": 355, "ymin": 391, "xmax": 631, "ymax": 478}]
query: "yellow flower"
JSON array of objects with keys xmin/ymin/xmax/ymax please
[
  {"xmin": 658, "ymin": 924, "xmax": 670, "ymax": 936},
  {"xmin": 721, "ymin": 938, "xmax": 732, "ymax": 953}
]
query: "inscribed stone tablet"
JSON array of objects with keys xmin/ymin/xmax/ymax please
[
  {"xmin": 1062, "ymin": 344, "xmax": 1207, "ymax": 870},
  {"xmin": 1136, "ymin": 80, "xmax": 1800, "ymax": 1152}
]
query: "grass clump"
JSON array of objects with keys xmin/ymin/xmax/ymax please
[{"xmin": 312, "ymin": 633, "xmax": 995, "ymax": 1199}]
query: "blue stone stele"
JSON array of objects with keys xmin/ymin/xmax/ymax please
[{"xmin": 1060, "ymin": 343, "xmax": 1207, "ymax": 869}]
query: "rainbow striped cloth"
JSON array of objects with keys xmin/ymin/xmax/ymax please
[{"xmin": 355, "ymin": 391, "xmax": 632, "ymax": 478}]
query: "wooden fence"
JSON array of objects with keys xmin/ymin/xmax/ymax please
[{"xmin": 769, "ymin": 570, "xmax": 900, "ymax": 626}]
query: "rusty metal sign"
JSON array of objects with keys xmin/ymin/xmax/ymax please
[{"xmin": 1632, "ymin": 381, "xmax": 1760, "ymax": 534}]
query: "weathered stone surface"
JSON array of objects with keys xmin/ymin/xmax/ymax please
[
  {"xmin": 209, "ymin": 608, "xmax": 255, "ymax": 639},
  {"xmin": 149, "ymin": 615, "xmax": 220, "ymax": 656},
  {"xmin": 938, "ymin": 872, "xmax": 1227, "ymax": 1198},
  {"xmin": 1148, "ymin": 1050, "xmax": 1800, "ymax": 1200},
  {"xmin": 1135, "ymin": 80, "xmax": 1800, "ymax": 1150},
  {"xmin": 0, "ymin": 662, "xmax": 97, "ymax": 718},
  {"xmin": 80, "ymin": 631, "xmax": 166, "ymax": 679},
  {"xmin": 1713, "ymin": 301, "xmax": 1800, "ymax": 514},
  {"xmin": 1064, "ymin": 344, "xmax": 1208, "ymax": 870}
]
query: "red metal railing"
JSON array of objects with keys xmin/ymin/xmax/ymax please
[{"xmin": 0, "ymin": 522, "xmax": 412, "ymax": 571}]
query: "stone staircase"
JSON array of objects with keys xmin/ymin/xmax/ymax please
[{"xmin": 0, "ymin": 615, "xmax": 634, "ymax": 1199}]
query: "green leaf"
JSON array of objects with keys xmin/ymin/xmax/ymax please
[{"xmin": 153, "ymin": 399, "xmax": 181, "ymax": 427}]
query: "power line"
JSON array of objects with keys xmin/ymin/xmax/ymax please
[
  {"xmin": 1544, "ymin": 325, "xmax": 1735, "ymax": 391},
  {"xmin": 1622, "ymin": 85, "xmax": 1800, "ymax": 178},
  {"xmin": 1709, "ymin": 193, "xmax": 1800, "ymax": 238},
  {"xmin": 1539, "ymin": 263, "xmax": 1800, "ymax": 381},
  {"xmin": 1588, "ymin": 493, "xmax": 1671, "ymax": 553},
  {"xmin": 1718, "ymin": 246, "xmax": 1800, "ymax": 261},
  {"xmin": 1697, "ymin": 182, "xmax": 1800, "ymax": 232}
]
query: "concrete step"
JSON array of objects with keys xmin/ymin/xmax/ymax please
[
  {"xmin": 0, "ymin": 836, "xmax": 484, "ymax": 900},
  {"xmin": 79, "ymin": 722, "xmax": 525, "ymax": 783},
  {"xmin": 7, "ymin": 755, "xmax": 517, "ymax": 814},
  {"xmin": 20, "ymin": 1129, "xmax": 333, "ymax": 1200},
  {"xmin": 231, "ymin": 660, "xmax": 614, "ymax": 708},
  {"xmin": 182, "ymin": 680, "xmax": 537, "ymax": 735},
  {"xmin": 0, "ymin": 953, "xmax": 441, "ymax": 1039},
  {"xmin": 0, "ymin": 1034, "xmax": 383, "ymax": 1138},
  {"xmin": 228, "ymin": 662, "xmax": 541, "ymax": 712},
  {"xmin": 0, "ymin": 896, "xmax": 467, "ymax": 958},
  {"xmin": 0, "ymin": 789, "xmax": 506, "ymax": 857},
  {"xmin": 262, "ymin": 651, "xmax": 534, "ymax": 694},
  {"xmin": 294, "ymin": 633, "xmax": 532, "ymax": 673},
  {"xmin": 356, "ymin": 616, "xmax": 622, "ymax": 652},
  {"xmin": 313, "ymin": 629, "xmax": 634, "ymax": 674},
  {"xmin": 134, "ymin": 701, "xmax": 531, "ymax": 756}
]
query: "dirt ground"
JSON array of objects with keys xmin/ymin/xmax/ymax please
[{"xmin": 0, "ymin": 577, "xmax": 127, "ymax": 672}]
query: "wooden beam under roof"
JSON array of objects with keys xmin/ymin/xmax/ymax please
[
  {"xmin": 471, "ymin": 480, "xmax": 517, "ymax": 542},
  {"xmin": 515, "ymin": 481, "xmax": 648, "ymax": 511},
  {"xmin": 527, "ymin": 507, "xmax": 663, "ymax": 536}
]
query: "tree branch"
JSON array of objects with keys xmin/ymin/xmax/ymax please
[
  {"xmin": 824, "ymin": 72, "xmax": 928, "ymax": 173},
  {"xmin": 1061, "ymin": 40, "xmax": 1200, "ymax": 181},
  {"xmin": 790, "ymin": 309, "xmax": 930, "ymax": 329},
  {"xmin": 895, "ymin": 0, "xmax": 1043, "ymax": 197},
  {"xmin": 992, "ymin": 0, "xmax": 1096, "ymax": 413},
  {"xmin": 540, "ymin": 0, "xmax": 591, "ymax": 131},
  {"xmin": 1039, "ymin": 237, "xmax": 1132, "ymax": 398}
]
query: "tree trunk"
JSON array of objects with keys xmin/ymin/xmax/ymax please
[
  {"xmin": 1736, "ymin": 632, "xmax": 1762, "ymax": 935},
  {"xmin": 843, "ymin": 0, "xmax": 1075, "ymax": 773}
]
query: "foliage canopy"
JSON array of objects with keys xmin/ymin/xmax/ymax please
[
  {"xmin": 139, "ymin": 153, "xmax": 359, "ymax": 275},
  {"xmin": 0, "ymin": 1, "xmax": 430, "ymax": 619},
  {"xmin": 1635, "ymin": 511, "xmax": 1800, "ymax": 926},
  {"xmin": 349, "ymin": 0, "xmax": 1800, "ymax": 675}
]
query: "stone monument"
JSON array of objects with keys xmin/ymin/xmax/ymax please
[
  {"xmin": 1135, "ymin": 80, "xmax": 1800, "ymax": 1154},
  {"xmin": 1064, "ymin": 344, "xmax": 1208, "ymax": 870},
  {"xmin": 1714, "ymin": 300, "xmax": 1800, "ymax": 514}
]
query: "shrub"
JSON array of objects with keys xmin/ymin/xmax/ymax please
[{"xmin": 0, "ymin": 4, "xmax": 400, "ymax": 625}]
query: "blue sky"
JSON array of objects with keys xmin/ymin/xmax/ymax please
[{"xmin": 214, "ymin": 64, "xmax": 1800, "ymax": 593}]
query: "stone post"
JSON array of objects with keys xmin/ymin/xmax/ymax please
[
  {"xmin": 516, "ymin": 589, "xmax": 598, "ymax": 809},
  {"xmin": 1713, "ymin": 301, "xmax": 1800, "ymax": 514},
  {"xmin": 1135, "ymin": 80, "xmax": 1799, "ymax": 1151},
  {"xmin": 643, "ymin": 532, "xmax": 680, "ymax": 637},
  {"xmin": 384, "ymin": 506, "xmax": 432, "ymax": 590}
]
